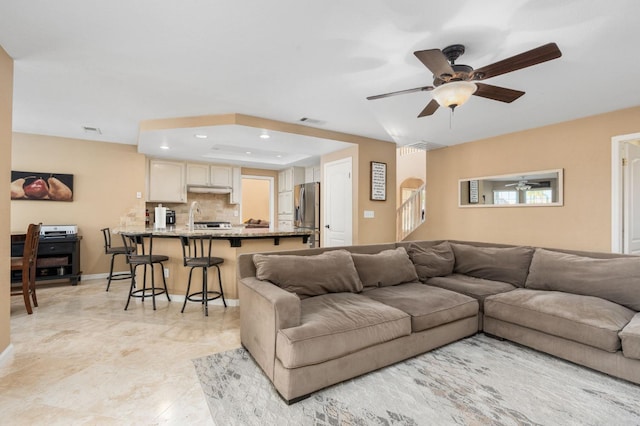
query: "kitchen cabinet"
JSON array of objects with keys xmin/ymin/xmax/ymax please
[
  {"xmin": 211, "ymin": 166, "xmax": 232, "ymax": 187},
  {"xmin": 11, "ymin": 235, "xmax": 82, "ymax": 286},
  {"xmin": 186, "ymin": 163, "xmax": 210, "ymax": 186},
  {"xmin": 277, "ymin": 167, "xmax": 304, "ymax": 227},
  {"xmin": 148, "ymin": 159, "xmax": 186, "ymax": 203},
  {"xmin": 187, "ymin": 163, "xmax": 232, "ymax": 187},
  {"xmin": 305, "ymin": 166, "xmax": 321, "ymax": 183},
  {"xmin": 230, "ymin": 167, "xmax": 242, "ymax": 204},
  {"xmin": 278, "ymin": 191, "xmax": 293, "ymax": 215}
]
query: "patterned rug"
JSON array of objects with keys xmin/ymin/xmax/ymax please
[{"xmin": 193, "ymin": 334, "xmax": 640, "ymax": 425}]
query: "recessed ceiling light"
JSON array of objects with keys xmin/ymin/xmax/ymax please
[
  {"xmin": 194, "ymin": 134, "xmax": 208, "ymax": 139},
  {"xmin": 160, "ymin": 146, "xmax": 170, "ymax": 150},
  {"xmin": 246, "ymin": 151, "xmax": 252, "ymax": 155},
  {"xmin": 276, "ymin": 155, "xmax": 282, "ymax": 158},
  {"xmin": 260, "ymin": 133, "xmax": 270, "ymax": 139}
]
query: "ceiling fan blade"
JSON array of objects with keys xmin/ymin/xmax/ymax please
[
  {"xmin": 366, "ymin": 85, "xmax": 434, "ymax": 101},
  {"xmin": 472, "ymin": 43, "xmax": 562, "ymax": 80},
  {"xmin": 418, "ymin": 99, "xmax": 439, "ymax": 117},
  {"xmin": 414, "ymin": 49, "xmax": 454, "ymax": 79},
  {"xmin": 473, "ymin": 83, "xmax": 525, "ymax": 103}
]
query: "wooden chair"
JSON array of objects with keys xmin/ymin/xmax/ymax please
[{"xmin": 11, "ymin": 223, "xmax": 41, "ymax": 314}]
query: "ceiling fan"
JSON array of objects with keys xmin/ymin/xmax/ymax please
[
  {"xmin": 367, "ymin": 42, "xmax": 562, "ymax": 117},
  {"xmin": 505, "ymin": 180, "xmax": 540, "ymax": 191}
]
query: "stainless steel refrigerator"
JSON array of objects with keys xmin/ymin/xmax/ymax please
[{"xmin": 294, "ymin": 182, "xmax": 320, "ymax": 247}]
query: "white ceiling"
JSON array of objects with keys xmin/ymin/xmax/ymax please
[{"xmin": 1, "ymin": 0, "xmax": 639, "ymax": 168}]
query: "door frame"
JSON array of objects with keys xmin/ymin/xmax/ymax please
[
  {"xmin": 323, "ymin": 156, "xmax": 353, "ymax": 247},
  {"xmin": 241, "ymin": 175, "xmax": 275, "ymax": 226},
  {"xmin": 611, "ymin": 132, "xmax": 640, "ymax": 253}
]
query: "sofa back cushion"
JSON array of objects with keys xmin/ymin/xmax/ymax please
[
  {"xmin": 351, "ymin": 247, "xmax": 418, "ymax": 287},
  {"xmin": 407, "ymin": 241, "xmax": 455, "ymax": 281},
  {"xmin": 253, "ymin": 249, "xmax": 363, "ymax": 298},
  {"xmin": 525, "ymin": 248, "xmax": 640, "ymax": 311},
  {"xmin": 451, "ymin": 243, "xmax": 535, "ymax": 287}
]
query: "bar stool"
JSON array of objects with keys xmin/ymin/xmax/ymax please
[
  {"xmin": 100, "ymin": 227, "xmax": 134, "ymax": 291},
  {"xmin": 179, "ymin": 235, "xmax": 226, "ymax": 316},
  {"xmin": 121, "ymin": 232, "xmax": 171, "ymax": 310}
]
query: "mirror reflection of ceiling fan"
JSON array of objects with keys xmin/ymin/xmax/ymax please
[
  {"xmin": 367, "ymin": 42, "xmax": 562, "ymax": 117},
  {"xmin": 505, "ymin": 180, "xmax": 540, "ymax": 191}
]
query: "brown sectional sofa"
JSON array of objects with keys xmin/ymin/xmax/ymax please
[{"xmin": 237, "ymin": 240, "xmax": 640, "ymax": 403}]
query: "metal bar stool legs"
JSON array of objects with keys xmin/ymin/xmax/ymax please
[
  {"xmin": 101, "ymin": 228, "xmax": 133, "ymax": 292},
  {"xmin": 180, "ymin": 235, "xmax": 226, "ymax": 316},
  {"xmin": 121, "ymin": 233, "xmax": 171, "ymax": 311}
]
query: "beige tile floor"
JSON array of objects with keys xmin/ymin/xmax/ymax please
[{"xmin": 1, "ymin": 277, "xmax": 241, "ymax": 425}]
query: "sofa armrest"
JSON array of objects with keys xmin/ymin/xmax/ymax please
[{"xmin": 239, "ymin": 277, "xmax": 301, "ymax": 379}]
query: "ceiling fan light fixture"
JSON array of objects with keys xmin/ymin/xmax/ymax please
[{"xmin": 431, "ymin": 81, "xmax": 477, "ymax": 110}]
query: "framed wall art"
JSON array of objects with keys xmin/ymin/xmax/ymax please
[
  {"xmin": 370, "ymin": 161, "xmax": 387, "ymax": 201},
  {"xmin": 11, "ymin": 170, "xmax": 74, "ymax": 201}
]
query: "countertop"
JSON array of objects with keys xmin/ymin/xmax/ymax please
[{"xmin": 113, "ymin": 225, "xmax": 312, "ymax": 247}]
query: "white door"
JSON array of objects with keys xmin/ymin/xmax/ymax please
[
  {"xmin": 323, "ymin": 157, "xmax": 352, "ymax": 247},
  {"xmin": 624, "ymin": 141, "xmax": 640, "ymax": 254}
]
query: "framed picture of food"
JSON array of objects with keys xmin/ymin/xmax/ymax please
[{"xmin": 11, "ymin": 171, "xmax": 74, "ymax": 201}]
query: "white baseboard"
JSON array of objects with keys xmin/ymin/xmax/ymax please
[
  {"xmin": 77, "ymin": 273, "xmax": 240, "ymax": 306},
  {"xmin": 0, "ymin": 344, "xmax": 14, "ymax": 368}
]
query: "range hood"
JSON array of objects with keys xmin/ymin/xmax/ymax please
[{"xmin": 187, "ymin": 185, "xmax": 232, "ymax": 194}]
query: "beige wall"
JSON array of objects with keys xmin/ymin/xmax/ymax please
[
  {"xmin": 241, "ymin": 178, "xmax": 270, "ymax": 222},
  {"xmin": 11, "ymin": 133, "xmax": 146, "ymax": 277},
  {"xmin": 1, "ymin": 46, "xmax": 13, "ymax": 355},
  {"xmin": 410, "ymin": 106, "xmax": 640, "ymax": 252},
  {"xmin": 397, "ymin": 148, "xmax": 427, "ymax": 206},
  {"xmin": 320, "ymin": 139, "xmax": 397, "ymax": 245}
]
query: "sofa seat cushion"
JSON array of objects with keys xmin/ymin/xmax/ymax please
[
  {"xmin": 426, "ymin": 274, "xmax": 516, "ymax": 310},
  {"xmin": 276, "ymin": 293, "xmax": 411, "ymax": 368},
  {"xmin": 485, "ymin": 289, "xmax": 635, "ymax": 352},
  {"xmin": 620, "ymin": 313, "xmax": 640, "ymax": 360},
  {"xmin": 363, "ymin": 283, "xmax": 478, "ymax": 332}
]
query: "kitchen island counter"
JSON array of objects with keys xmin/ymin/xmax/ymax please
[
  {"xmin": 114, "ymin": 226, "xmax": 312, "ymax": 247},
  {"xmin": 112, "ymin": 226, "xmax": 312, "ymax": 302}
]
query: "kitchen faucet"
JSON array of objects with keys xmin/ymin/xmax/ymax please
[{"xmin": 188, "ymin": 201, "xmax": 200, "ymax": 231}]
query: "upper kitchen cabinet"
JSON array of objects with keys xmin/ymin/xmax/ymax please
[
  {"xmin": 278, "ymin": 167, "xmax": 304, "ymax": 193},
  {"xmin": 305, "ymin": 166, "xmax": 321, "ymax": 183},
  {"xmin": 211, "ymin": 166, "xmax": 232, "ymax": 187},
  {"xmin": 186, "ymin": 163, "xmax": 232, "ymax": 187},
  {"xmin": 148, "ymin": 159, "xmax": 186, "ymax": 203},
  {"xmin": 230, "ymin": 167, "xmax": 242, "ymax": 204}
]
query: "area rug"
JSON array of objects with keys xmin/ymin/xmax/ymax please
[{"xmin": 193, "ymin": 334, "xmax": 640, "ymax": 425}]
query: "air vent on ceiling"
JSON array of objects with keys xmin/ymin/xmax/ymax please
[
  {"xmin": 411, "ymin": 141, "xmax": 448, "ymax": 151},
  {"xmin": 299, "ymin": 117, "xmax": 326, "ymax": 126},
  {"xmin": 82, "ymin": 126, "xmax": 102, "ymax": 135}
]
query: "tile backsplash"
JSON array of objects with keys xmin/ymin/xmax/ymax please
[{"xmin": 146, "ymin": 193, "xmax": 240, "ymax": 227}]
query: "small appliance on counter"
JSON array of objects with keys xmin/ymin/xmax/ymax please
[
  {"xmin": 166, "ymin": 210, "xmax": 176, "ymax": 225},
  {"xmin": 39, "ymin": 224, "xmax": 78, "ymax": 239}
]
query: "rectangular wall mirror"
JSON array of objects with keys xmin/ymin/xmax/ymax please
[{"xmin": 459, "ymin": 169, "xmax": 563, "ymax": 208}]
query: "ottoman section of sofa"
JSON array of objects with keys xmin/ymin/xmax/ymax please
[
  {"xmin": 362, "ymin": 282, "xmax": 479, "ymax": 332},
  {"xmin": 485, "ymin": 289, "xmax": 635, "ymax": 352},
  {"xmin": 276, "ymin": 292, "xmax": 411, "ymax": 369},
  {"xmin": 620, "ymin": 313, "xmax": 640, "ymax": 360}
]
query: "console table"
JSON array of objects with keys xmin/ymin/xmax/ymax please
[{"xmin": 11, "ymin": 234, "xmax": 82, "ymax": 285}]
